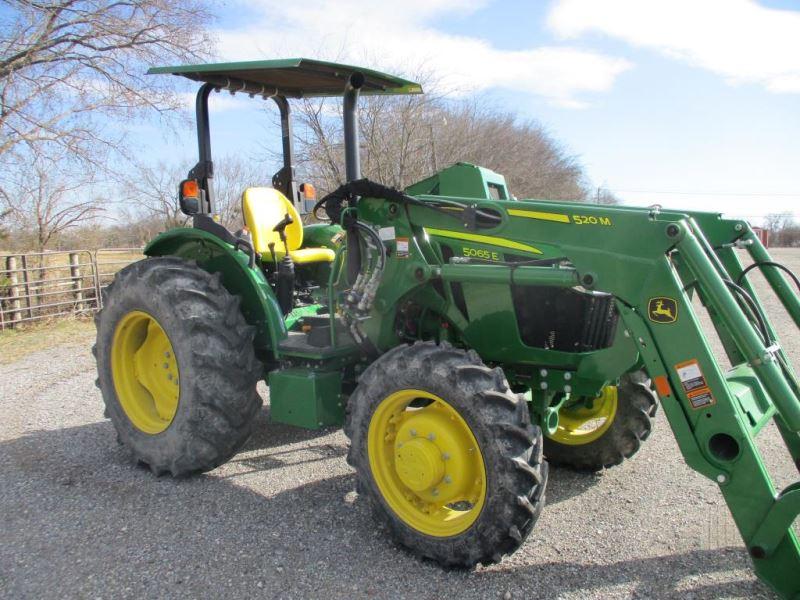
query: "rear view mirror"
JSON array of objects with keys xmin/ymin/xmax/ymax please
[{"xmin": 178, "ymin": 179, "xmax": 202, "ymax": 215}]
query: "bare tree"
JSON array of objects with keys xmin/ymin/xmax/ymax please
[
  {"xmin": 212, "ymin": 157, "xmax": 270, "ymax": 229},
  {"xmin": 594, "ymin": 186, "xmax": 620, "ymax": 205},
  {"xmin": 0, "ymin": 209, "xmax": 9, "ymax": 241},
  {"xmin": 0, "ymin": 0, "xmax": 213, "ymax": 182},
  {"xmin": 765, "ymin": 212, "xmax": 794, "ymax": 233},
  {"xmin": 764, "ymin": 212, "xmax": 800, "ymax": 247},
  {"xmin": 123, "ymin": 155, "xmax": 266, "ymax": 232},
  {"xmin": 433, "ymin": 101, "xmax": 587, "ymax": 200},
  {"xmin": 292, "ymin": 93, "xmax": 589, "ymax": 201},
  {"xmin": 123, "ymin": 159, "xmax": 189, "ymax": 230},
  {"xmin": 2, "ymin": 155, "xmax": 103, "ymax": 251}
]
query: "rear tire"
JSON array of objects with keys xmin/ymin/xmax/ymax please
[
  {"xmin": 94, "ymin": 257, "xmax": 262, "ymax": 476},
  {"xmin": 345, "ymin": 341, "xmax": 548, "ymax": 567},
  {"xmin": 543, "ymin": 370, "xmax": 657, "ymax": 471}
]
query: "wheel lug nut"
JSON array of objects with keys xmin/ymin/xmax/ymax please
[
  {"xmin": 442, "ymin": 452, "xmax": 450, "ymax": 460},
  {"xmin": 167, "ymin": 373, "xmax": 173, "ymax": 380},
  {"xmin": 165, "ymin": 352, "xmax": 171, "ymax": 358},
  {"xmin": 431, "ymin": 488, "xmax": 439, "ymax": 496},
  {"xmin": 410, "ymin": 429, "xmax": 417, "ymax": 437},
  {"xmin": 163, "ymin": 363, "xmax": 169, "ymax": 369},
  {"xmin": 443, "ymin": 475, "xmax": 452, "ymax": 484},
  {"xmin": 427, "ymin": 433, "xmax": 436, "ymax": 441}
]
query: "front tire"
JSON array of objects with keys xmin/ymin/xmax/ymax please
[
  {"xmin": 94, "ymin": 257, "xmax": 262, "ymax": 476},
  {"xmin": 543, "ymin": 370, "xmax": 657, "ymax": 471},
  {"xmin": 345, "ymin": 341, "xmax": 548, "ymax": 567}
]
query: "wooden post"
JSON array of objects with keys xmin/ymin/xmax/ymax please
[
  {"xmin": 69, "ymin": 252, "xmax": 84, "ymax": 312},
  {"xmin": 5, "ymin": 256, "xmax": 21, "ymax": 326}
]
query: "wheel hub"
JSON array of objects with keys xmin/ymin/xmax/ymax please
[
  {"xmin": 395, "ymin": 437, "xmax": 444, "ymax": 492},
  {"xmin": 549, "ymin": 384, "xmax": 618, "ymax": 446},
  {"xmin": 133, "ymin": 322, "xmax": 179, "ymax": 421}
]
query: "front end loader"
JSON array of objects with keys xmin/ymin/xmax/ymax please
[{"xmin": 93, "ymin": 58, "xmax": 800, "ymax": 597}]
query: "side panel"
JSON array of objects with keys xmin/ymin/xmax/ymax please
[
  {"xmin": 268, "ymin": 368, "xmax": 344, "ymax": 429},
  {"xmin": 353, "ymin": 197, "xmax": 641, "ymax": 394},
  {"xmin": 144, "ymin": 228, "xmax": 287, "ymax": 359}
]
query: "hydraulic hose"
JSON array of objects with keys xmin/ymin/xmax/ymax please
[
  {"xmin": 738, "ymin": 260, "xmax": 800, "ymax": 293},
  {"xmin": 313, "ymin": 178, "xmax": 502, "ymax": 226}
]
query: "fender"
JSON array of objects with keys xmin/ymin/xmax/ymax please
[{"xmin": 144, "ymin": 227, "xmax": 287, "ymax": 357}]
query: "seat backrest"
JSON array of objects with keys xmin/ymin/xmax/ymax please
[{"xmin": 242, "ymin": 187, "xmax": 303, "ymax": 254}]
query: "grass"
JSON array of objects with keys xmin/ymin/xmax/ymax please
[
  {"xmin": 0, "ymin": 317, "xmax": 95, "ymax": 364},
  {"xmin": 1, "ymin": 248, "xmax": 143, "ymax": 270},
  {"xmin": 96, "ymin": 249, "xmax": 143, "ymax": 262}
]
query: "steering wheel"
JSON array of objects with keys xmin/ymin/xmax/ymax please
[{"xmin": 312, "ymin": 197, "xmax": 331, "ymax": 222}]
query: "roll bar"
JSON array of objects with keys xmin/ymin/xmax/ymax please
[{"xmin": 187, "ymin": 72, "xmax": 365, "ymax": 216}]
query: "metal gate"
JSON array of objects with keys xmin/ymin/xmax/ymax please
[{"xmin": 0, "ymin": 248, "xmax": 142, "ymax": 330}]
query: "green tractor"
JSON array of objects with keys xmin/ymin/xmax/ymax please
[{"xmin": 94, "ymin": 58, "xmax": 800, "ymax": 596}]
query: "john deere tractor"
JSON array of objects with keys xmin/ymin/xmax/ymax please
[{"xmin": 94, "ymin": 59, "xmax": 800, "ymax": 597}]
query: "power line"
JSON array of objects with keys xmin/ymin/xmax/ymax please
[
  {"xmin": 725, "ymin": 214, "xmax": 800, "ymax": 218},
  {"xmin": 615, "ymin": 206, "xmax": 800, "ymax": 219},
  {"xmin": 616, "ymin": 189, "xmax": 800, "ymax": 198}
]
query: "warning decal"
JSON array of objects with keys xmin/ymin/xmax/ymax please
[
  {"xmin": 676, "ymin": 360, "xmax": 707, "ymax": 392},
  {"xmin": 675, "ymin": 359, "xmax": 716, "ymax": 409},
  {"xmin": 396, "ymin": 237, "xmax": 409, "ymax": 258},
  {"xmin": 688, "ymin": 389, "xmax": 715, "ymax": 409}
]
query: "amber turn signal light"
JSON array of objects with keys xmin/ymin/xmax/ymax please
[
  {"xmin": 181, "ymin": 179, "xmax": 200, "ymax": 199},
  {"xmin": 300, "ymin": 183, "xmax": 316, "ymax": 200},
  {"xmin": 178, "ymin": 179, "xmax": 202, "ymax": 216}
]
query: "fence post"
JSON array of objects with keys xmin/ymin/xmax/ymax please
[
  {"xmin": 69, "ymin": 252, "xmax": 85, "ymax": 312},
  {"xmin": 5, "ymin": 256, "xmax": 22, "ymax": 327}
]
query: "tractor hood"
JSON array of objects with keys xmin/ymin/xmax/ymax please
[{"xmin": 148, "ymin": 57, "xmax": 423, "ymax": 98}]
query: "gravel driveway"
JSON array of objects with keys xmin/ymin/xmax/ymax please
[{"xmin": 3, "ymin": 250, "xmax": 799, "ymax": 599}]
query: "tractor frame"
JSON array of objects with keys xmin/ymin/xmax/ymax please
[{"xmin": 93, "ymin": 58, "xmax": 800, "ymax": 597}]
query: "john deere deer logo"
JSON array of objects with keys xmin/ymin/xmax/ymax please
[{"xmin": 648, "ymin": 297, "xmax": 678, "ymax": 323}]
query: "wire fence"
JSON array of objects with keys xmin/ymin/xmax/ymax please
[{"xmin": 0, "ymin": 248, "xmax": 143, "ymax": 330}]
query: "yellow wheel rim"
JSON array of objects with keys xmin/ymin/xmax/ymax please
[
  {"xmin": 111, "ymin": 310, "xmax": 180, "ymax": 434},
  {"xmin": 368, "ymin": 389, "xmax": 486, "ymax": 537},
  {"xmin": 549, "ymin": 385, "xmax": 618, "ymax": 446}
]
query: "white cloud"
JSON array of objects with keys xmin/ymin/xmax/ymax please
[
  {"xmin": 548, "ymin": 0, "xmax": 800, "ymax": 94},
  {"xmin": 213, "ymin": 0, "xmax": 631, "ymax": 108}
]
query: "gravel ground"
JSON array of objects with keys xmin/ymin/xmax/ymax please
[{"xmin": 2, "ymin": 250, "xmax": 799, "ymax": 599}]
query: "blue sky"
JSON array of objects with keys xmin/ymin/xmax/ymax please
[{"xmin": 148, "ymin": 0, "xmax": 800, "ymax": 223}]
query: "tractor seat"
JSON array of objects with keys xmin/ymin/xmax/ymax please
[{"xmin": 242, "ymin": 187, "xmax": 335, "ymax": 264}]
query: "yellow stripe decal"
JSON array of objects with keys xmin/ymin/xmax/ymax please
[
  {"xmin": 508, "ymin": 208, "xmax": 570, "ymax": 223},
  {"xmin": 425, "ymin": 228, "xmax": 542, "ymax": 254}
]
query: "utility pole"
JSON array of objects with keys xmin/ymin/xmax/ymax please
[
  {"xmin": 596, "ymin": 186, "xmax": 601, "ymax": 204},
  {"xmin": 429, "ymin": 123, "xmax": 437, "ymax": 173}
]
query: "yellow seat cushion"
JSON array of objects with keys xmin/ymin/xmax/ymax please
[
  {"xmin": 242, "ymin": 187, "xmax": 334, "ymax": 264},
  {"xmin": 288, "ymin": 247, "xmax": 336, "ymax": 264}
]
